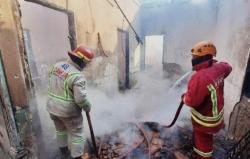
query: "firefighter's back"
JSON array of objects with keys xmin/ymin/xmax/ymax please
[{"xmin": 47, "ymin": 61, "xmax": 82, "ymax": 117}]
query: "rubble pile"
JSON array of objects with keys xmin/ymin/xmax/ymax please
[{"xmin": 88, "ymin": 121, "xmax": 235, "ymax": 159}]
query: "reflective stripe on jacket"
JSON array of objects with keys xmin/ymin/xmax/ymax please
[
  {"xmin": 183, "ymin": 60, "xmax": 232, "ymax": 132},
  {"xmin": 47, "ymin": 61, "xmax": 91, "ymax": 117}
]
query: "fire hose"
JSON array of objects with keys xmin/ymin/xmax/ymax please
[
  {"xmin": 164, "ymin": 71, "xmax": 192, "ymax": 128},
  {"xmin": 164, "ymin": 100, "xmax": 184, "ymax": 128},
  {"xmin": 86, "ymin": 101, "xmax": 184, "ymax": 158}
]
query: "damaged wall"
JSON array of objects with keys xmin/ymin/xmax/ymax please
[
  {"xmin": 22, "ymin": 0, "xmax": 142, "ymax": 91},
  {"xmin": 214, "ymin": 0, "xmax": 250, "ymax": 121},
  {"xmin": 140, "ymin": 0, "xmax": 218, "ymax": 76},
  {"xmin": 20, "ymin": 1, "xmax": 71, "ymax": 91},
  {"xmin": 0, "ymin": 0, "xmax": 29, "ymax": 107},
  {"xmin": 0, "ymin": 0, "xmax": 33, "ymax": 157},
  {"xmin": 214, "ymin": 0, "xmax": 250, "ymax": 136}
]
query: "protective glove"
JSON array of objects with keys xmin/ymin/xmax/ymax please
[
  {"xmin": 181, "ymin": 93, "xmax": 186, "ymax": 103},
  {"xmin": 83, "ymin": 100, "xmax": 91, "ymax": 113}
]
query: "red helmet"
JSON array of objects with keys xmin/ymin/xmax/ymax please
[{"xmin": 68, "ymin": 45, "xmax": 94, "ymax": 62}]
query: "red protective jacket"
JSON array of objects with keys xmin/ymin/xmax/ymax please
[{"xmin": 183, "ymin": 60, "xmax": 232, "ymax": 133}]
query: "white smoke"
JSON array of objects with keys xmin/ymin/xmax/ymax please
[{"xmin": 86, "ymin": 69, "xmax": 191, "ymax": 136}]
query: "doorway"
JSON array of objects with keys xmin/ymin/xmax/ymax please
[
  {"xmin": 20, "ymin": 1, "xmax": 73, "ymax": 158},
  {"xmin": 145, "ymin": 35, "xmax": 164, "ymax": 72},
  {"xmin": 117, "ymin": 29, "xmax": 130, "ymax": 90}
]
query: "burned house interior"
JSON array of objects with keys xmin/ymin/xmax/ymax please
[{"xmin": 0, "ymin": 0, "xmax": 250, "ymax": 159}]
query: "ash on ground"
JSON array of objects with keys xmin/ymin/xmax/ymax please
[{"xmin": 87, "ymin": 121, "xmax": 235, "ymax": 159}]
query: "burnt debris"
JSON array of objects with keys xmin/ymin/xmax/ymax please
[{"xmin": 87, "ymin": 122, "xmax": 235, "ymax": 159}]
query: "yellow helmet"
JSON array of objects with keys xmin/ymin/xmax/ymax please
[{"xmin": 191, "ymin": 41, "xmax": 216, "ymax": 57}]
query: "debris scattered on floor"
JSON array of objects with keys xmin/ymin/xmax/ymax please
[{"xmin": 87, "ymin": 121, "xmax": 235, "ymax": 159}]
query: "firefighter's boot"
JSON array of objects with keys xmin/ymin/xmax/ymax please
[
  {"xmin": 60, "ymin": 147, "xmax": 70, "ymax": 159},
  {"xmin": 72, "ymin": 153, "xmax": 90, "ymax": 159}
]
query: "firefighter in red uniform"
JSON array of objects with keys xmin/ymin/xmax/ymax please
[{"xmin": 182, "ymin": 41, "xmax": 232, "ymax": 159}]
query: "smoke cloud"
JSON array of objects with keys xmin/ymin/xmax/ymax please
[{"xmin": 86, "ymin": 69, "xmax": 191, "ymax": 136}]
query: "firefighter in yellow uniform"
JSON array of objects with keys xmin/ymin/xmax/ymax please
[{"xmin": 47, "ymin": 46, "xmax": 94, "ymax": 159}]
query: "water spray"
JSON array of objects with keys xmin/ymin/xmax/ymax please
[{"xmin": 164, "ymin": 71, "xmax": 193, "ymax": 128}]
